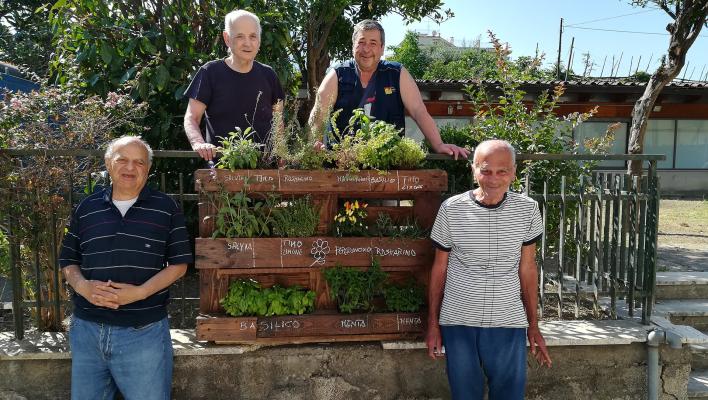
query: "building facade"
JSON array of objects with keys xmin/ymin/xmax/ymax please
[{"xmin": 411, "ymin": 79, "xmax": 708, "ymax": 195}]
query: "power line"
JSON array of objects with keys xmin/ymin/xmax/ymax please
[
  {"xmin": 565, "ymin": 7, "xmax": 660, "ymax": 27},
  {"xmin": 564, "ymin": 25, "xmax": 708, "ymax": 38}
]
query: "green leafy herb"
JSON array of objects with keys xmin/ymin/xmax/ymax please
[
  {"xmin": 220, "ymin": 279, "xmax": 316, "ymax": 317},
  {"xmin": 323, "ymin": 260, "xmax": 387, "ymax": 313},
  {"xmin": 272, "ymin": 195, "xmax": 320, "ymax": 237},
  {"xmin": 216, "ymin": 127, "xmax": 263, "ymax": 170},
  {"xmin": 383, "ymin": 279, "xmax": 426, "ymax": 312}
]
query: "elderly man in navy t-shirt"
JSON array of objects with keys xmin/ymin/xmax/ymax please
[
  {"xmin": 60, "ymin": 136, "xmax": 192, "ymax": 399},
  {"xmin": 183, "ymin": 9, "xmax": 285, "ymax": 161}
]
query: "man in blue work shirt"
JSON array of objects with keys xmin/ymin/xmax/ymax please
[{"xmin": 60, "ymin": 136, "xmax": 193, "ymax": 400}]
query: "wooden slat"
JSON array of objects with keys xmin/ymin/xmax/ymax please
[
  {"xmin": 196, "ymin": 312, "xmax": 425, "ymax": 342},
  {"xmin": 195, "ymin": 237, "xmax": 433, "ymax": 269},
  {"xmin": 194, "ymin": 169, "xmax": 448, "ymax": 193}
]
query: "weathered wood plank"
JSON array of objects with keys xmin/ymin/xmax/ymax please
[
  {"xmin": 195, "ymin": 237, "xmax": 433, "ymax": 269},
  {"xmin": 194, "ymin": 169, "xmax": 448, "ymax": 193},
  {"xmin": 196, "ymin": 312, "xmax": 425, "ymax": 342}
]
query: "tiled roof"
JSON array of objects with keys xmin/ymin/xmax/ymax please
[{"xmin": 416, "ymin": 78, "xmax": 708, "ymax": 92}]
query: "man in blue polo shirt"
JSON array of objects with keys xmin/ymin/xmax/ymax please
[{"xmin": 59, "ymin": 136, "xmax": 193, "ymax": 400}]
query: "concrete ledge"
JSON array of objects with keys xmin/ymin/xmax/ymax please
[
  {"xmin": 657, "ymin": 271, "xmax": 708, "ymax": 286},
  {"xmin": 0, "ymin": 319, "xmax": 693, "ymax": 400},
  {"xmin": 1, "ymin": 320, "xmax": 651, "ymax": 360}
]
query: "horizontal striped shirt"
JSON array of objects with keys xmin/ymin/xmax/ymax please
[
  {"xmin": 60, "ymin": 185, "xmax": 193, "ymax": 327},
  {"xmin": 430, "ymin": 191, "xmax": 542, "ymax": 328}
]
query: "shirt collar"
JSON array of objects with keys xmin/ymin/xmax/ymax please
[
  {"xmin": 102, "ymin": 185, "xmax": 151, "ymax": 203},
  {"xmin": 469, "ymin": 191, "xmax": 508, "ymax": 209}
]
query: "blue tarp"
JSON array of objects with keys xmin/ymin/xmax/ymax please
[{"xmin": 0, "ymin": 73, "xmax": 39, "ymax": 99}]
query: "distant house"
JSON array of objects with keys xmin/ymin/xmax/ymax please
[
  {"xmin": 386, "ymin": 31, "xmax": 498, "ymax": 62},
  {"xmin": 0, "ymin": 62, "xmax": 39, "ymax": 99},
  {"xmin": 410, "ymin": 78, "xmax": 708, "ymax": 195}
]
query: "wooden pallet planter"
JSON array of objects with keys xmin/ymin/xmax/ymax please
[{"xmin": 194, "ymin": 169, "xmax": 446, "ymax": 344}]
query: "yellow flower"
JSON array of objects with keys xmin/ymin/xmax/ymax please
[
  {"xmin": 354, "ymin": 200, "xmax": 359, "ymax": 209},
  {"xmin": 349, "ymin": 216, "xmax": 355, "ymax": 223}
]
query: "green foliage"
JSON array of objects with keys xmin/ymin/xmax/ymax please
[
  {"xmin": 332, "ymin": 110, "xmax": 427, "ymax": 171},
  {"xmin": 0, "ymin": 1, "xmax": 52, "ymax": 77},
  {"xmin": 387, "ymin": 30, "xmax": 555, "ymax": 81},
  {"xmin": 631, "ymin": 71, "xmax": 652, "ymax": 82},
  {"xmin": 0, "ymin": 231, "xmax": 9, "ymax": 279},
  {"xmin": 323, "ymin": 260, "xmax": 388, "ymax": 313},
  {"xmin": 383, "ymin": 279, "xmax": 425, "ymax": 312},
  {"xmin": 210, "ymin": 188, "xmax": 277, "ymax": 238},
  {"xmin": 272, "ymin": 196, "xmax": 320, "ymax": 237},
  {"xmin": 387, "ymin": 31, "xmax": 428, "ymax": 78},
  {"xmin": 270, "ymin": 101, "xmax": 331, "ymax": 170},
  {"xmin": 220, "ymin": 279, "xmax": 316, "ymax": 317},
  {"xmin": 0, "ymin": 84, "xmax": 146, "ymax": 330},
  {"xmin": 374, "ymin": 213, "xmax": 428, "ymax": 239},
  {"xmin": 216, "ymin": 128, "xmax": 264, "ymax": 170}
]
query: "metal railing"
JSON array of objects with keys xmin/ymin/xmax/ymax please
[{"xmin": 0, "ymin": 149, "xmax": 663, "ymax": 340}]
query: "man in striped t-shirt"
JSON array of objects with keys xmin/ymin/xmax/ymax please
[
  {"xmin": 426, "ymin": 139, "xmax": 551, "ymax": 400},
  {"xmin": 60, "ymin": 136, "xmax": 193, "ymax": 400}
]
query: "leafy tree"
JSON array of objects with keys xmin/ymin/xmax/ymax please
[
  {"xmin": 387, "ymin": 31, "xmax": 429, "ymax": 78},
  {"xmin": 387, "ymin": 30, "xmax": 555, "ymax": 81},
  {"xmin": 0, "ymin": 0, "xmax": 53, "ymax": 77},
  {"xmin": 627, "ymin": 0, "xmax": 707, "ymax": 175}
]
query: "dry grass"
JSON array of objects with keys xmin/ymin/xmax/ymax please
[{"xmin": 658, "ymin": 199, "xmax": 708, "ymax": 250}]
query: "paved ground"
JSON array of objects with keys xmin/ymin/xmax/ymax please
[{"xmin": 659, "ymin": 245, "xmax": 708, "ymax": 272}]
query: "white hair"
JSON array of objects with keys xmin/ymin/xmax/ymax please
[
  {"xmin": 473, "ymin": 139, "xmax": 516, "ymax": 167},
  {"xmin": 104, "ymin": 136, "xmax": 153, "ymax": 164},
  {"xmin": 224, "ymin": 10, "xmax": 261, "ymax": 38}
]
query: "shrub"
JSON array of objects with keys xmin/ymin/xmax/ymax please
[{"xmin": 0, "ymin": 83, "xmax": 146, "ymax": 330}]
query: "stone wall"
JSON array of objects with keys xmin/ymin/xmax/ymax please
[{"xmin": 0, "ymin": 341, "xmax": 691, "ymax": 400}]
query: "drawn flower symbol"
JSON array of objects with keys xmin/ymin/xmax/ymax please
[{"xmin": 310, "ymin": 239, "xmax": 330, "ymax": 265}]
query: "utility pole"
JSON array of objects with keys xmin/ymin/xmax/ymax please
[
  {"xmin": 556, "ymin": 18, "xmax": 563, "ymax": 80},
  {"xmin": 565, "ymin": 37, "xmax": 575, "ymax": 81}
]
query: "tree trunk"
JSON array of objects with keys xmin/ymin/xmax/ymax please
[
  {"xmin": 627, "ymin": 66, "xmax": 674, "ymax": 175},
  {"xmin": 627, "ymin": 0, "xmax": 708, "ymax": 175}
]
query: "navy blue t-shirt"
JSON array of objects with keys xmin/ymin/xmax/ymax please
[{"xmin": 184, "ymin": 60, "xmax": 285, "ymax": 144}]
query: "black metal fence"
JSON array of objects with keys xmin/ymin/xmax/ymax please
[{"xmin": 0, "ymin": 149, "xmax": 663, "ymax": 340}]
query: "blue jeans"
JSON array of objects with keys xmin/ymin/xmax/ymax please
[
  {"xmin": 440, "ymin": 325, "xmax": 527, "ymax": 400},
  {"xmin": 68, "ymin": 316, "xmax": 173, "ymax": 400}
]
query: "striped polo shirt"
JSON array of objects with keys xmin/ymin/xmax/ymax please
[
  {"xmin": 430, "ymin": 191, "xmax": 543, "ymax": 328},
  {"xmin": 59, "ymin": 185, "xmax": 193, "ymax": 327}
]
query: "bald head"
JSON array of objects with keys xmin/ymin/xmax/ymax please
[
  {"xmin": 473, "ymin": 140, "xmax": 516, "ymax": 168},
  {"xmin": 104, "ymin": 136, "xmax": 153, "ymax": 165}
]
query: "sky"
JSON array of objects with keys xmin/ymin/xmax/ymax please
[{"xmin": 381, "ymin": 0, "xmax": 708, "ymax": 80}]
